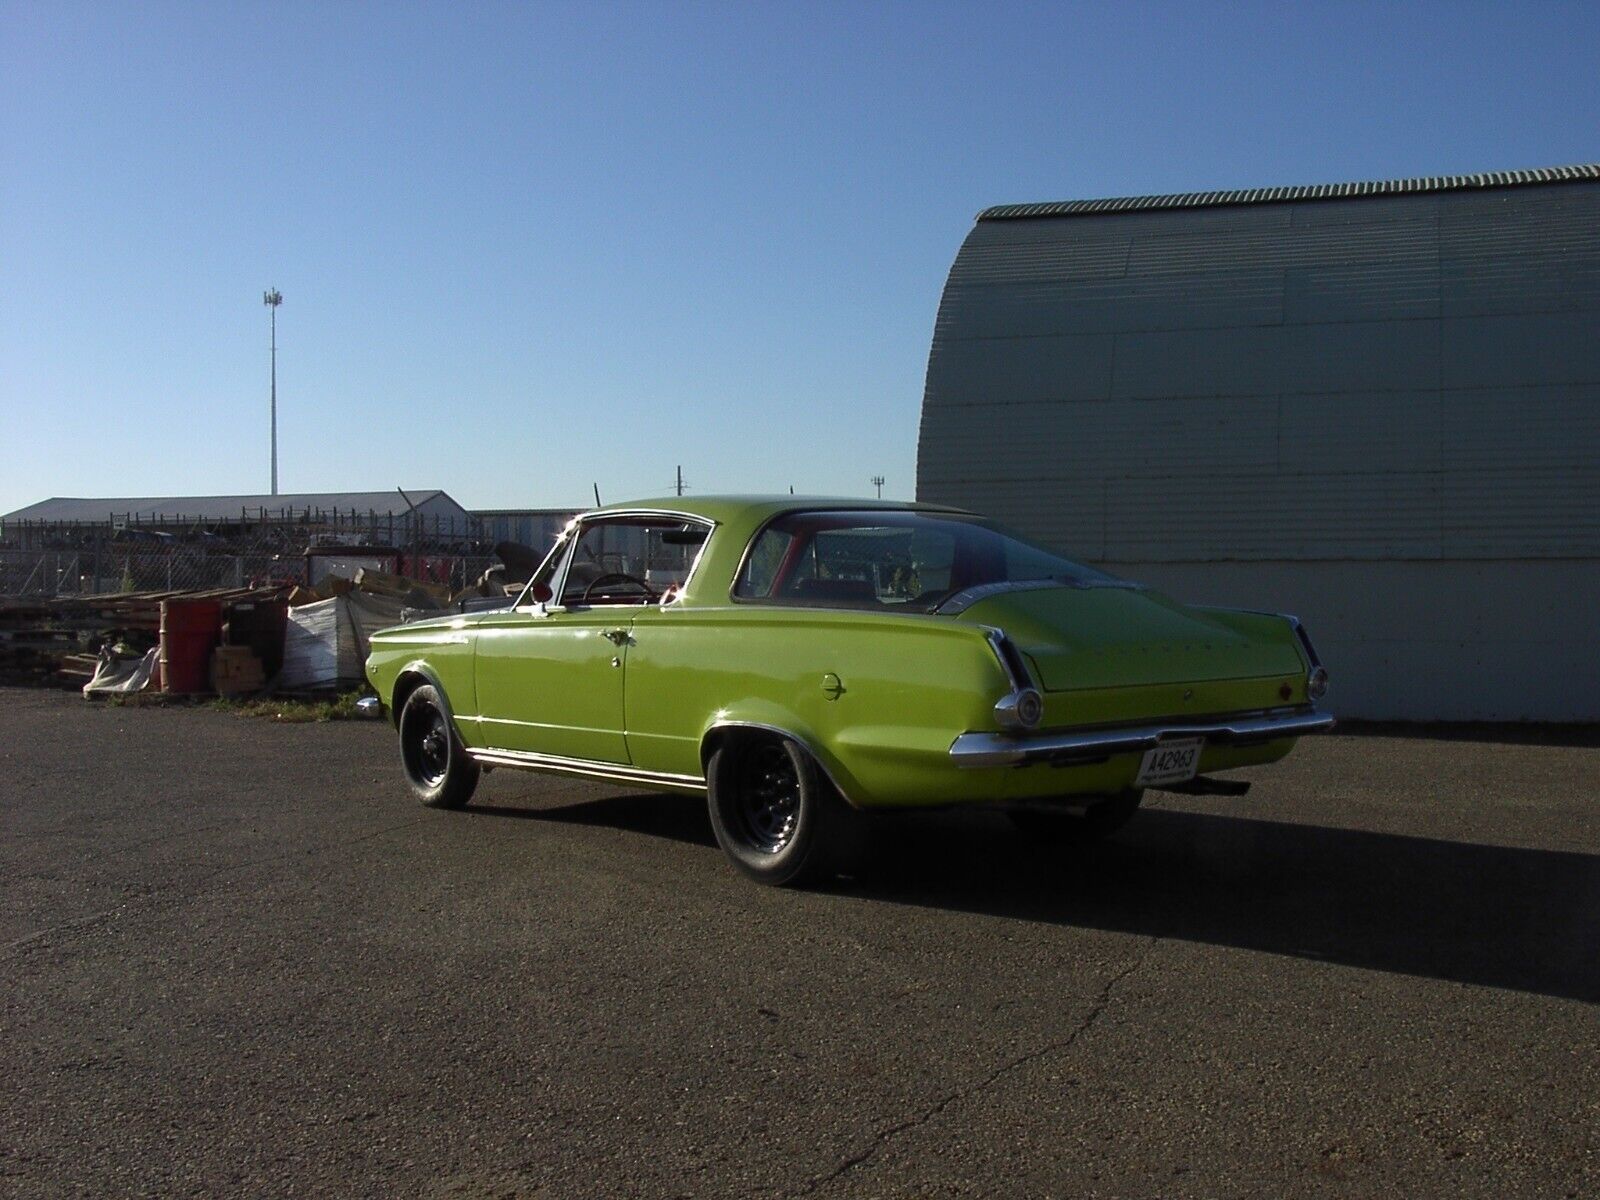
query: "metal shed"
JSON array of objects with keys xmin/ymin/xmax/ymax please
[
  {"xmin": 3, "ymin": 489, "xmax": 474, "ymax": 534},
  {"xmin": 917, "ymin": 165, "xmax": 1600, "ymax": 720}
]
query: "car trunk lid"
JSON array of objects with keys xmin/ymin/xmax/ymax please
[{"xmin": 955, "ymin": 583, "xmax": 1303, "ymax": 691}]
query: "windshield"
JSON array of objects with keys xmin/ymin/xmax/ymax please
[{"xmin": 734, "ymin": 510, "xmax": 1119, "ymax": 612}]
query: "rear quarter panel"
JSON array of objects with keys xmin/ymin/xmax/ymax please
[{"xmin": 623, "ymin": 605, "xmax": 1006, "ymax": 804}]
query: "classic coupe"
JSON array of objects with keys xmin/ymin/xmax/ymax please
[{"xmin": 366, "ymin": 497, "xmax": 1332, "ymax": 885}]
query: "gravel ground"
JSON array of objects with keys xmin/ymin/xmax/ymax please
[{"xmin": 2, "ymin": 687, "xmax": 1596, "ymax": 1197}]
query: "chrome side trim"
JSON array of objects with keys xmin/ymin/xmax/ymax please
[
  {"xmin": 548, "ymin": 511, "xmax": 717, "ymax": 610},
  {"xmin": 982, "ymin": 627, "xmax": 1044, "ymax": 731},
  {"xmin": 937, "ymin": 577, "xmax": 1142, "ymax": 614},
  {"xmin": 949, "ymin": 707, "xmax": 1336, "ymax": 768},
  {"xmin": 981, "ymin": 626, "xmax": 1035, "ymax": 691},
  {"xmin": 1286, "ymin": 615, "xmax": 1323, "ymax": 673},
  {"xmin": 509, "ymin": 523, "xmax": 576, "ymax": 609},
  {"xmin": 938, "ymin": 579, "xmax": 1063, "ymax": 614},
  {"xmin": 465, "ymin": 747, "xmax": 707, "ymax": 793}
]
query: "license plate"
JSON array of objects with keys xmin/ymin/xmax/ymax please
[{"xmin": 1136, "ymin": 737, "xmax": 1204, "ymax": 787}]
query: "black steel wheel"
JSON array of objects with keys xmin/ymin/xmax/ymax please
[
  {"xmin": 399, "ymin": 683, "xmax": 480, "ymax": 809},
  {"xmin": 707, "ymin": 734, "xmax": 866, "ymax": 887},
  {"xmin": 1008, "ymin": 790, "xmax": 1143, "ymax": 845}
]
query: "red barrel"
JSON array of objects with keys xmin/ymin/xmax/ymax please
[{"xmin": 160, "ymin": 600, "xmax": 223, "ymax": 694}]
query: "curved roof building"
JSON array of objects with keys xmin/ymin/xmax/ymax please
[{"xmin": 917, "ymin": 165, "xmax": 1600, "ymax": 719}]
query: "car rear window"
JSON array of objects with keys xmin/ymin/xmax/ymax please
[{"xmin": 735, "ymin": 510, "xmax": 1111, "ymax": 611}]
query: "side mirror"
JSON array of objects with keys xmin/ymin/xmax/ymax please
[{"xmin": 529, "ymin": 581, "xmax": 553, "ymax": 603}]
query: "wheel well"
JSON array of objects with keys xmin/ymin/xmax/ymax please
[
  {"xmin": 699, "ymin": 726, "xmax": 743, "ymax": 771},
  {"xmin": 700, "ymin": 724, "xmax": 859, "ymax": 809},
  {"xmin": 391, "ymin": 671, "xmax": 431, "ymax": 728}
]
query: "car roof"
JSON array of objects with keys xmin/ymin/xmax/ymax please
[{"xmin": 585, "ymin": 494, "xmax": 973, "ymax": 525}]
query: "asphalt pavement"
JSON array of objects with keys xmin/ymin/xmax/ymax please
[{"xmin": 3, "ymin": 687, "xmax": 1597, "ymax": 1197}]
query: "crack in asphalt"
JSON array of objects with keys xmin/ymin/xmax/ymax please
[
  {"xmin": 2, "ymin": 816, "xmax": 432, "ymax": 959},
  {"xmin": 793, "ymin": 935, "xmax": 1159, "ymax": 1198}
]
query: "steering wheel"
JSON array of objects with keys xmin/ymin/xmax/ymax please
[{"xmin": 582, "ymin": 572, "xmax": 660, "ymax": 603}]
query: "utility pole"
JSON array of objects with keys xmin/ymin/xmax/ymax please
[
  {"xmin": 263, "ymin": 288, "xmax": 283, "ymax": 495},
  {"xmin": 871, "ymin": 475, "xmax": 885, "ymax": 499},
  {"xmin": 676, "ymin": 465, "xmax": 685, "ymax": 497}
]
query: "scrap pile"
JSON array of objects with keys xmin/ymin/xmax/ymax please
[{"xmin": 0, "ymin": 543, "xmax": 532, "ymax": 699}]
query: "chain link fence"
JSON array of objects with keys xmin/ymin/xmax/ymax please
[
  {"xmin": 1, "ymin": 510, "xmax": 508, "ymax": 599},
  {"xmin": 0, "ymin": 548, "xmax": 506, "ymax": 598}
]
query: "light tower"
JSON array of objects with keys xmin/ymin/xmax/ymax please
[{"xmin": 263, "ymin": 288, "xmax": 283, "ymax": 495}]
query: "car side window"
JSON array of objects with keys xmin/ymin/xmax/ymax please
[
  {"xmin": 737, "ymin": 519, "xmax": 956, "ymax": 607},
  {"xmin": 560, "ymin": 517, "xmax": 710, "ymax": 606}
]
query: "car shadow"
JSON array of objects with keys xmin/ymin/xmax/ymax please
[
  {"xmin": 469, "ymin": 792, "xmax": 1600, "ymax": 1004},
  {"xmin": 849, "ymin": 807, "xmax": 1600, "ymax": 1003},
  {"xmin": 467, "ymin": 795, "xmax": 720, "ymax": 848}
]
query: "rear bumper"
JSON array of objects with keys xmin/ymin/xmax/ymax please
[{"xmin": 949, "ymin": 706, "xmax": 1335, "ymax": 768}]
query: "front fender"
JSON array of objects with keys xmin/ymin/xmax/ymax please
[{"xmin": 387, "ymin": 659, "xmax": 458, "ymax": 733}]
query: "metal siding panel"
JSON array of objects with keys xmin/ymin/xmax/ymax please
[
  {"xmin": 1111, "ymin": 320, "xmax": 1439, "ymax": 399},
  {"xmin": 1282, "ymin": 261, "xmax": 1441, "ymax": 323},
  {"xmin": 1113, "ymin": 561, "xmax": 1600, "ymax": 720},
  {"xmin": 919, "ymin": 177, "xmax": 1600, "ymax": 568},
  {"xmin": 938, "ymin": 269, "xmax": 1284, "ymax": 338},
  {"xmin": 919, "ymin": 396, "xmax": 1280, "ymax": 482},
  {"xmin": 1111, "ymin": 326, "xmax": 1287, "ymax": 399},
  {"xmin": 1278, "ymin": 393, "xmax": 1443, "ymax": 474},
  {"xmin": 1439, "ymin": 385, "xmax": 1600, "ymax": 469},
  {"xmin": 923, "ymin": 334, "xmax": 1115, "ymax": 407},
  {"xmin": 1440, "ymin": 312, "xmax": 1600, "ymax": 388}
]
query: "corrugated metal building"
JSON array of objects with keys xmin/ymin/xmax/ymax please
[
  {"xmin": 4, "ymin": 489, "xmax": 474, "ymax": 531},
  {"xmin": 917, "ymin": 165, "xmax": 1600, "ymax": 720}
]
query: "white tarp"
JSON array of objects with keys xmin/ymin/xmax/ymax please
[
  {"xmin": 279, "ymin": 592, "xmax": 408, "ymax": 689},
  {"xmin": 82, "ymin": 646, "xmax": 161, "ymax": 696}
]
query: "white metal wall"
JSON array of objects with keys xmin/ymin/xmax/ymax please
[{"xmin": 918, "ymin": 178, "xmax": 1600, "ymax": 720}]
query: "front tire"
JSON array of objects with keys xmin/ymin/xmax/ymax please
[
  {"xmin": 706, "ymin": 735, "xmax": 865, "ymax": 887},
  {"xmin": 399, "ymin": 683, "xmax": 480, "ymax": 809},
  {"xmin": 1008, "ymin": 790, "xmax": 1143, "ymax": 844}
]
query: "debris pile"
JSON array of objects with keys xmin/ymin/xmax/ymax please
[{"xmin": 0, "ymin": 537, "xmax": 538, "ymax": 699}]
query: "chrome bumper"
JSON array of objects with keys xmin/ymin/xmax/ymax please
[{"xmin": 949, "ymin": 707, "xmax": 1336, "ymax": 768}]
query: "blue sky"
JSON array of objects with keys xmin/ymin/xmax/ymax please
[{"xmin": 3, "ymin": 0, "xmax": 1597, "ymax": 515}]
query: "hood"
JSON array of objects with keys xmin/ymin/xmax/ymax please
[{"xmin": 956, "ymin": 584, "xmax": 1303, "ymax": 691}]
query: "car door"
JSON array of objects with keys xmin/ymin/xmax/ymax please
[
  {"xmin": 473, "ymin": 602, "xmax": 632, "ymax": 762},
  {"xmin": 472, "ymin": 513, "xmax": 708, "ymax": 764}
]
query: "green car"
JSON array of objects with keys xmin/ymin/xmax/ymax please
[{"xmin": 366, "ymin": 496, "xmax": 1332, "ymax": 886}]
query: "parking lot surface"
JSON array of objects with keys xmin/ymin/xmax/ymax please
[{"xmin": 3, "ymin": 687, "xmax": 1597, "ymax": 1197}]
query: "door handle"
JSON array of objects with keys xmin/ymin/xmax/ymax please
[{"xmin": 601, "ymin": 628, "xmax": 630, "ymax": 645}]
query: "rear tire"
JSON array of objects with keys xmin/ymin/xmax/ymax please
[
  {"xmin": 1008, "ymin": 790, "xmax": 1143, "ymax": 844},
  {"xmin": 707, "ymin": 734, "xmax": 865, "ymax": 887},
  {"xmin": 399, "ymin": 683, "xmax": 480, "ymax": 809}
]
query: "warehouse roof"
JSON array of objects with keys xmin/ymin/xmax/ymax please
[
  {"xmin": 4, "ymin": 489, "xmax": 468, "ymax": 524},
  {"xmin": 978, "ymin": 162, "xmax": 1600, "ymax": 221}
]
